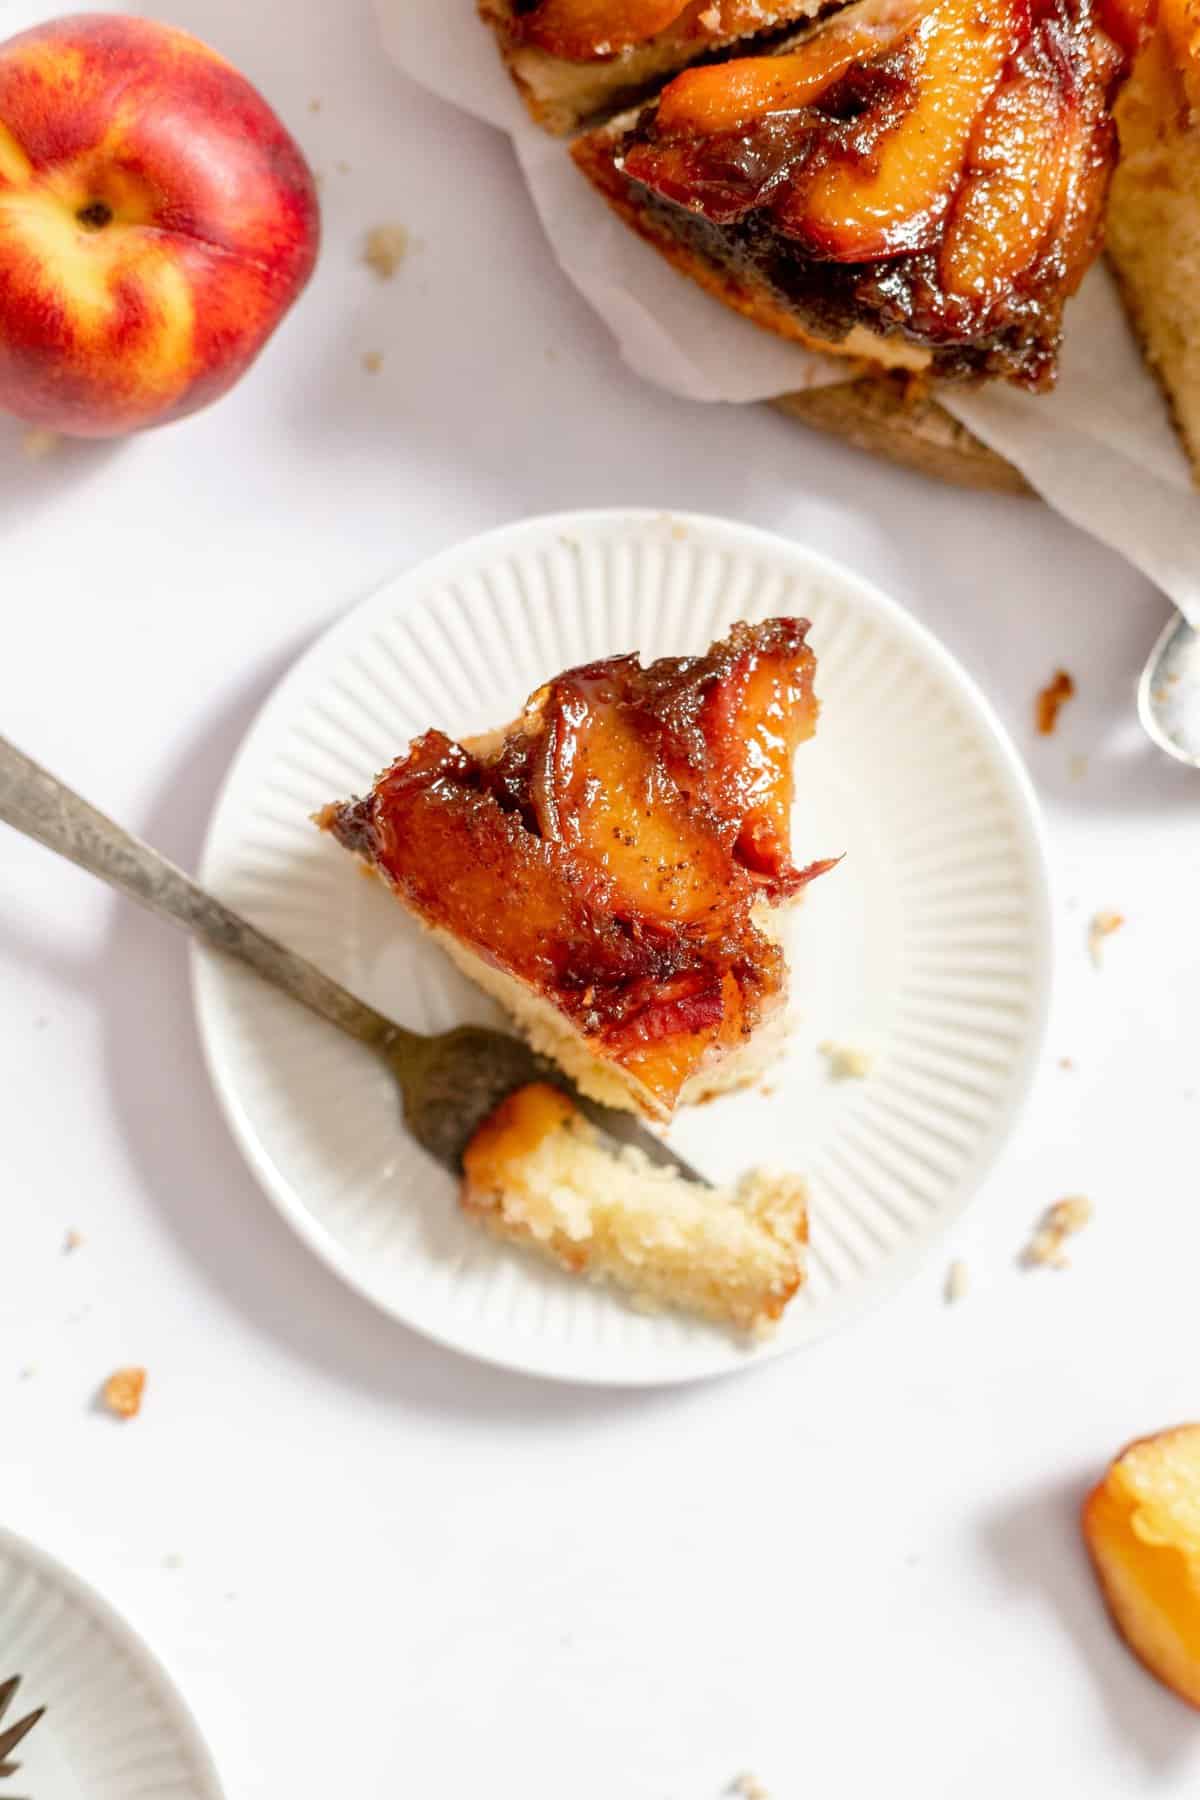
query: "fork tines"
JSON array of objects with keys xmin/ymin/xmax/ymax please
[{"xmin": 0, "ymin": 1674, "xmax": 45, "ymax": 1781}]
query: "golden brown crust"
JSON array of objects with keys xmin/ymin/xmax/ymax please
[
  {"xmin": 1108, "ymin": 18, "xmax": 1200, "ymax": 484},
  {"xmin": 1107, "ymin": 257, "xmax": 1199, "ymax": 483},
  {"xmin": 772, "ymin": 375, "xmax": 1030, "ymax": 491}
]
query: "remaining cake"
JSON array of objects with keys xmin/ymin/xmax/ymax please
[
  {"xmin": 321, "ymin": 618, "xmax": 836, "ymax": 1123},
  {"xmin": 480, "ymin": 0, "xmax": 838, "ymax": 134},
  {"xmin": 1109, "ymin": 0, "xmax": 1200, "ymax": 481},
  {"xmin": 572, "ymin": 0, "xmax": 1153, "ymax": 389},
  {"xmin": 462, "ymin": 1082, "xmax": 809, "ymax": 1330}
]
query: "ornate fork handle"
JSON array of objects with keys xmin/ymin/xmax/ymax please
[{"xmin": 0, "ymin": 733, "xmax": 408, "ymax": 1054}]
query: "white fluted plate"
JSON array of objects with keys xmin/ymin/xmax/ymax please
[
  {"xmin": 196, "ymin": 511, "xmax": 1052, "ymax": 1385},
  {"xmin": 0, "ymin": 1528, "xmax": 223, "ymax": 1800}
]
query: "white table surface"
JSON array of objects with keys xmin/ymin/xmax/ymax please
[{"xmin": 2, "ymin": 2, "xmax": 1198, "ymax": 1794}]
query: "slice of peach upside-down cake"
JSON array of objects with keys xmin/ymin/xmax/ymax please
[{"xmin": 319, "ymin": 618, "xmax": 839, "ymax": 1124}]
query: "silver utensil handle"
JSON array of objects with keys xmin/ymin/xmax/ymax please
[{"xmin": 0, "ymin": 734, "xmax": 404, "ymax": 1052}]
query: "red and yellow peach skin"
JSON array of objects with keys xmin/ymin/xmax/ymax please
[{"xmin": 0, "ymin": 12, "xmax": 319, "ymax": 436}]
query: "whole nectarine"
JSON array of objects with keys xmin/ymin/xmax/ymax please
[{"xmin": 0, "ymin": 12, "xmax": 319, "ymax": 436}]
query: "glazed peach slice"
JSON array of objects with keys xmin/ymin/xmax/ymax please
[
  {"xmin": 683, "ymin": 627, "xmax": 824, "ymax": 885},
  {"xmin": 337, "ymin": 732, "xmax": 647, "ymax": 995},
  {"xmin": 940, "ymin": 74, "xmax": 1072, "ymax": 301},
  {"xmin": 529, "ymin": 668, "xmax": 740, "ymax": 927},
  {"xmin": 778, "ymin": 0, "xmax": 1028, "ymax": 259},
  {"xmin": 721, "ymin": 639, "xmax": 821, "ymax": 883},
  {"xmin": 652, "ymin": 0, "xmax": 923, "ymax": 135},
  {"xmin": 617, "ymin": 969, "xmax": 748, "ymax": 1097},
  {"xmin": 1082, "ymin": 1424, "xmax": 1200, "ymax": 1709}
]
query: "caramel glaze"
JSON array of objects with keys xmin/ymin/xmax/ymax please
[
  {"xmin": 324, "ymin": 620, "xmax": 837, "ymax": 1108},
  {"xmin": 613, "ymin": 0, "xmax": 1146, "ymax": 387}
]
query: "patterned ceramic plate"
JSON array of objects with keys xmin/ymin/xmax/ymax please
[
  {"xmin": 194, "ymin": 511, "xmax": 1052, "ymax": 1384},
  {"xmin": 0, "ymin": 1527, "xmax": 223, "ymax": 1800}
]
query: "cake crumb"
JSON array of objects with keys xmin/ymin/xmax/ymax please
[
  {"xmin": 1068, "ymin": 753, "xmax": 1088, "ymax": 781},
  {"xmin": 22, "ymin": 426, "xmax": 60, "ymax": 462},
  {"xmin": 671, "ymin": 522, "xmax": 688, "ymax": 540},
  {"xmin": 819, "ymin": 1040, "xmax": 873, "ymax": 1080},
  {"xmin": 1023, "ymin": 1196, "xmax": 1093, "ymax": 1269},
  {"xmin": 1058, "ymin": 1056, "xmax": 1075, "ymax": 1071},
  {"xmin": 729, "ymin": 1777, "xmax": 770, "ymax": 1800},
  {"xmin": 1035, "ymin": 668, "xmax": 1075, "ymax": 734},
  {"xmin": 945, "ymin": 1259, "xmax": 969, "ymax": 1304},
  {"xmin": 1088, "ymin": 910, "xmax": 1125, "ymax": 968},
  {"xmin": 335, "ymin": 158, "xmax": 351, "ymax": 175},
  {"xmin": 308, "ymin": 97, "xmax": 321, "ymax": 112},
  {"xmin": 164, "ymin": 1552, "xmax": 184, "ymax": 1570},
  {"xmin": 102, "ymin": 1367, "xmax": 147, "ymax": 1420},
  {"xmin": 63, "ymin": 1228, "xmax": 83, "ymax": 1253},
  {"xmin": 361, "ymin": 349, "xmax": 384, "ymax": 374},
  {"xmin": 363, "ymin": 222, "xmax": 409, "ymax": 279}
]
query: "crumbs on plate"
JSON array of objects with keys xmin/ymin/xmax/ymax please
[
  {"xmin": 1023, "ymin": 1197, "xmax": 1093, "ymax": 1269},
  {"xmin": 1035, "ymin": 668, "xmax": 1075, "ymax": 734},
  {"xmin": 1088, "ymin": 910, "xmax": 1124, "ymax": 968},
  {"xmin": 819, "ymin": 1040, "xmax": 873, "ymax": 1080},
  {"xmin": 945, "ymin": 1259, "xmax": 969, "ymax": 1304},
  {"xmin": 363, "ymin": 222, "xmax": 409, "ymax": 279},
  {"xmin": 102, "ymin": 1367, "xmax": 147, "ymax": 1420}
]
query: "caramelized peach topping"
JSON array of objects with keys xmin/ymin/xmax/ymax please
[
  {"xmin": 323, "ymin": 620, "xmax": 835, "ymax": 1116},
  {"xmin": 617, "ymin": 0, "xmax": 1152, "ymax": 383},
  {"xmin": 1083, "ymin": 1426, "xmax": 1200, "ymax": 1708}
]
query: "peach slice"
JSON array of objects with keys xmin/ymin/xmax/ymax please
[
  {"xmin": 1082, "ymin": 1425, "xmax": 1200, "ymax": 1709},
  {"xmin": 940, "ymin": 75, "xmax": 1071, "ymax": 301},
  {"xmin": 777, "ymin": 0, "xmax": 1027, "ymax": 259},
  {"xmin": 654, "ymin": 0, "xmax": 923, "ymax": 135},
  {"xmin": 530, "ymin": 671, "xmax": 739, "ymax": 927},
  {"xmin": 693, "ymin": 630, "xmax": 821, "ymax": 883}
]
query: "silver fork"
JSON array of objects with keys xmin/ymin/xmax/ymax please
[
  {"xmin": 0, "ymin": 735, "xmax": 706, "ymax": 1182},
  {"xmin": 0, "ymin": 1675, "xmax": 45, "ymax": 1790}
]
